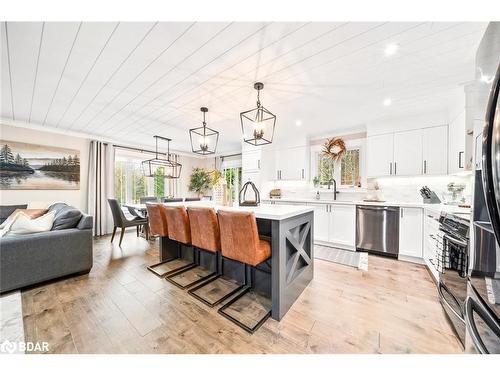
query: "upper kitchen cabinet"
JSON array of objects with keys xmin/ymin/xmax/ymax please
[
  {"xmin": 422, "ymin": 125, "xmax": 448, "ymax": 175},
  {"xmin": 242, "ymin": 149, "xmax": 261, "ymax": 172},
  {"xmin": 367, "ymin": 125, "xmax": 449, "ymax": 177},
  {"xmin": 366, "ymin": 133, "xmax": 394, "ymax": 177},
  {"xmin": 274, "ymin": 146, "xmax": 308, "ymax": 181},
  {"xmin": 393, "ymin": 129, "xmax": 423, "ymax": 176}
]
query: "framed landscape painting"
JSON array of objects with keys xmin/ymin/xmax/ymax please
[{"xmin": 0, "ymin": 140, "xmax": 80, "ymax": 190}]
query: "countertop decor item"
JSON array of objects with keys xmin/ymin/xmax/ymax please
[
  {"xmin": 142, "ymin": 136, "xmax": 182, "ymax": 179},
  {"xmin": 240, "ymin": 82, "xmax": 276, "ymax": 146},
  {"xmin": 269, "ymin": 188, "xmax": 281, "ymax": 198},
  {"xmin": 239, "ymin": 181, "xmax": 260, "ymax": 206},
  {"xmin": 189, "ymin": 107, "xmax": 219, "ymax": 155},
  {"xmin": 321, "ymin": 137, "xmax": 346, "ymax": 162}
]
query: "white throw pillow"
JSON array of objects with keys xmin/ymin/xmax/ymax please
[{"xmin": 0, "ymin": 211, "xmax": 56, "ymax": 237}]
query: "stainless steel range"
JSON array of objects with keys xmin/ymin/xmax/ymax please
[{"xmin": 436, "ymin": 211, "xmax": 470, "ymax": 347}]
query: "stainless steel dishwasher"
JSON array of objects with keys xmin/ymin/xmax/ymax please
[{"xmin": 356, "ymin": 205, "xmax": 400, "ymax": 257}]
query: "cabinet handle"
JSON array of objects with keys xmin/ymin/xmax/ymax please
[
  {"xmin": 390, "ymin": 162, "xmax": 392, "ymax": 175},
  {"xmin": 459, "ymin": 151, "xmax": 464, "ymax": 169},
  {"xmin": 302, "ymin": 169, "xmax": 304, "ymax": 179},
  {"xmin": 401, "ymin": 208, "xmax": 404, "ymax": 218},
  {"xmin": 258, "ymin": 159, "xmax": 260, "ymax": 169},
  {"xmin": 424, "ymin": 160, "xmax": 427, "ymax": 174},
  {"xmin": 394, "ymin": 162, "xmax": 397, "ymax": 175}
]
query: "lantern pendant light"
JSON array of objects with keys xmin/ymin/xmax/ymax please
[
  {"xmin": 189, "ymin": 107, "xmax": 219, "ymax": 155},
  {"xmin": 240, "ymin": 82, "xmax": 276, "ymax": 146},
  {"xmin": 142, "ymin": 136, "xmax": 182, "ymax": 179}
]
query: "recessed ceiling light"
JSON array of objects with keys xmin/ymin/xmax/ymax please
[
  {"xmin": 383, "ymin": 98, "xmax": 392, "ymax": 106},
  {"xmin": 384, "ymin": 44, "xmax": 399, "ymax": 56},
  {"xmin": 295, "ymin": 120, "xmax": 302, "ymax": 127}
]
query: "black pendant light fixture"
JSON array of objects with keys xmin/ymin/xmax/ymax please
[
  {"xmin": 189, "ymin": 107, "xmax": 219, "ymax": 155},
  {"xmin": 142, "ymin": 136, "xmax": 182, "ymax": 179},
  {"xmin": 240, "ymin": 82, "xmax": 276, "ymax": 146}
]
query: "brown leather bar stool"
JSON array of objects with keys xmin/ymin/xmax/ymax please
[
  {"xmin": 216, "ymin": 210, "xmax": 272, "ymax": 333},
  {"xmin": 165, "ymin": 207, "xmax": 219, "ymax": 289},
  {"xmin": 145, "ymin": 203, "xmax": 194, "ymax": 277},
  {"xmin": 162, "ymin": 205, "xmax": 199, "ymax": 286}
]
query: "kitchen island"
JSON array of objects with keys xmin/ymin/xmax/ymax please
[{"xmin": 152, "ymin": 202, "xmax": 314, "ymax": 321}]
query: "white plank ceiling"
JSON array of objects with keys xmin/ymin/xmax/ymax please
[{"xmin": 0, "ymin": 22, "xmax": 487, "ymax": 154}]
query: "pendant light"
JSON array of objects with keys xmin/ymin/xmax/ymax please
[
  {"xmin": 240, "ymin": 82, "xmax": 276, "ymax": 146},
  {"xmin": 189, "ymin": 107, "xmax": 219, "ymax": 155},
  {"xmin": 142, "ymin": 136, "xmax": 182, "ymax": 179}
]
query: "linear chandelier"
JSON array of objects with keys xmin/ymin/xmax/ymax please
[
  {"xmin": 240, "ymin": 82, "xmax": 276, "ymax": 146},
  {"xmin": 142, "ymin": 136, "xmax": 182, "ymax": 179},
  {"xmin": 189, "ymin": 107, "xmax": 219, "ymax": 155}
]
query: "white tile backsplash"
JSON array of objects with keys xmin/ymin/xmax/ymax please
[{"xmin": 260, "ymin": 174, "xmax": 472, "ymax": 204}]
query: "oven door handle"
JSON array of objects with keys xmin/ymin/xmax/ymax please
[
  {"xmin": 438, "ymin": 281, "xmax": 465, "ymax": 322},
  {"xmin": 442, "ymin": 233, "xmax": 468, "ymax": 248},
  {"xmin": 465, "ymin": 296, "xmax": 500, "ymax": 354}
]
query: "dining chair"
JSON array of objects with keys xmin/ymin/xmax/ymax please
[
  {"xmin": 139, "ymin": 196, "xmax": 158, "ymax": 204},
  {"xmin": 107, "ymin": 199, "xmax": 149, "ymax": 246}
]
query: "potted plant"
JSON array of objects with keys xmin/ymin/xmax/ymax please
[{"xmin": 313, "ymin": 176, "xmax": 320, "ymax": 188}]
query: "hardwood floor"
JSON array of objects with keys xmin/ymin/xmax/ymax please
[{"xmin": 20, "ymin": 232, "xmax": 463, "ymax": 354}]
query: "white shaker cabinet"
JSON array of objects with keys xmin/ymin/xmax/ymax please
[
  {"xmin": 329, "ymin": 204, "xmax": 356, "ymax": 248},
  {"xmin": 423, "ymin": 125, "xmax": 448, "ymax": 175},
  {"xmin": 399, "ymin": 207, "xmax": 423, "ymax": 259},
  {"xmin": 242, "ymin": 150, "xmax": 261, "ymax": 172},
  {"xmin": 274, "ymin": 146, "xmax": 308, "ymax": 180},
  {"xmin": 393, "ymin": 129, "xmax": 423, "ymax": 176},
  {"xmin": 308, "ymin": 203, "xmax": 330, "ymax": 243},
  {"xmin": 366, "ymin": 133, "xmax": 394, "ymax": 177}
]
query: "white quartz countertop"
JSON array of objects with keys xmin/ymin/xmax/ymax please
[
  {"xmin": 262, "ymin": 198, "xmax": 471, "ymax": 215},
  {"xmin": 161, "ymin": 201, "xmax": 312, "ymax": 221}
]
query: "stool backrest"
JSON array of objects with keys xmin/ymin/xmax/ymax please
[
  {"xmin": 146, "ymin": 203, "xmax": 168, "ymax": 236},
  {"xmin": 217, "ymin": 210, "xmax": 263, "ymax": 266},
  {"xmin": 187, "ymin": 207, "xmax": 220, "ymax": 252},
  {"xmin": 164, "ymin": 206, "xmax": 191, "ymax": 244}
]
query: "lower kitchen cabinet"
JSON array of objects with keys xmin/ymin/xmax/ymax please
[
  {"xmin": 308, "ymin": 203, "xmax": 330, "ymax": 243},
  {"xmin": 329, "ymin": 204, "xmax": 356, "ymax": 248},
  {"xmin": 398, "ymin": 207, "xmax": 423, "ymax": 259},
  {"xmin": 308, "ymin": 203, "xmax": 355, "ymax": 250}
]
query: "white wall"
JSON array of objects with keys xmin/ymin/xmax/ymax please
[{"xmin": 0, "ymin": 123, "xmax": 90, "ymax": 211}]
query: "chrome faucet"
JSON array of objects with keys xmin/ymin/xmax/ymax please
[{"xmin": 328, "ymin": 178, "xmax": 337, "ymax": 200}]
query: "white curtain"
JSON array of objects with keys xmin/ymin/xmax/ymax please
[{"xmin": 87, "ymin": 141, "xmax": 115, "ymax": 236}]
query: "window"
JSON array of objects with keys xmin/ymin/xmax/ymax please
[
  {"xmin": 314, "ymin": 147, "xmax": 360, "ymax": 187},
  {"xmin": 340, "ymin": 149, "xmax": 360, "ymax": 186},
  {"xmin": 114, "ymin": 151, "xmax": 177, "ymax": 204},
  {"xmin": 223, "ymin": 167, "xmax": 242, "ymax": 202}
]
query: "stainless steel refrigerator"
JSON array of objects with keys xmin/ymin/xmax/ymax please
[{"xmin": 467, "ymin": 22, "xmax": 500, "ymax": 354}]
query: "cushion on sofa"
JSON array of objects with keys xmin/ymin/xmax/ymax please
[
  {"xmin": 48, "ymin": 203, "xmax": 83, "ymax": 230},
  {"xmin": 0, "ymin": 204, "xmax": 28, "ymax": 224},
  {"xmin": 0, "ymin": 211, "xmax": 56, "ymax": 237}
]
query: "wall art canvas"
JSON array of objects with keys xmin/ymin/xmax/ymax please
[{"xmin": 0, "ymin": 140, "xmax": 80, "ymax": 190}]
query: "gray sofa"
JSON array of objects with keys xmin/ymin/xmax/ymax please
[{"xmin": 0, "ymin": 203, "xmax": 93, "ymax": 293}]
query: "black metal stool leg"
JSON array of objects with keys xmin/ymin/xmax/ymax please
[
  {"xmin": 187, "ymin": 252, "xmax": 245, "ymax": 307},
  {"xmin": 217, "ymin": 263, "xmax": 272, "ymax": 334},
  {"xmin": 165, "ymin": 247, "xmax": 218, "ymax": 289},
  {"xmin": 147, "ymin": 238, "xmax": 196, "ymax": 277}
]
